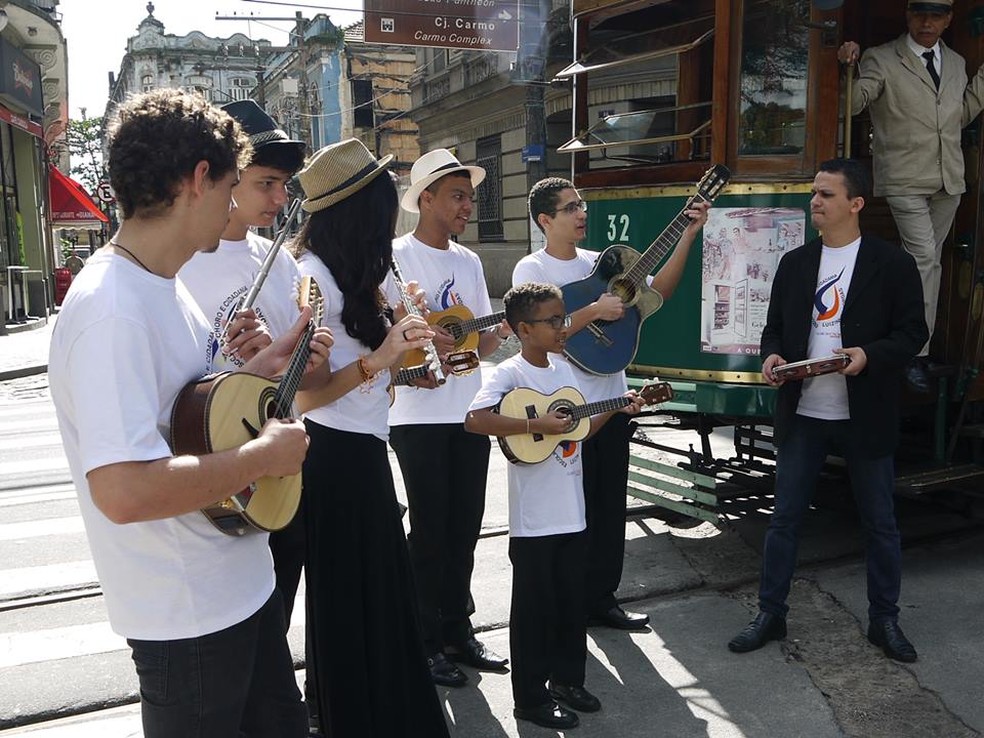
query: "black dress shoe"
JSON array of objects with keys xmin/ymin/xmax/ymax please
[
  {"xmin": 513, "ymin": 701, "xmax": 580, "ymax": 729},
  {"xmin": 867, "ymin": 620, "xmax": 918, "ymax": 663},
  {"xmin": 728, "ymin": 611, "xmax": 787, "ymax": 653},
  {"xmin": 446, "ymin": 636, "xmax": 509, "ymax": 671},
  {"xmin": 548, "ymin": 682, "xmax": 602, "ymax": 713},
  {"xmin": 427, "ymin": 652, "xmax": 468, "ymax": 687},
  {"xmin": 588, "ymin": 605, "xmax": 650, "ymax": 630},
  {"xmin": 905, "ymin": 357, "xmax": 932, "ymax": 394}
]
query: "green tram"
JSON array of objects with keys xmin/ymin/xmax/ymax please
[{"xmin": 557, "ymin": 0, "xmax": 984, "ymax": 517}]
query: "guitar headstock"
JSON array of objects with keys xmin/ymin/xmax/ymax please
[
  {"xmin": 298, "ymin": 275, "xmax": 324, "ymax": 325},
  {"xmin": 693, "ymin": 164, "xmax": 731, "ymax": 204},
  {"xmin": 639, "ymin": 381, "xmax": 673, "ymax": 406},
  {"xmin": 446, "ymin": 350, "xmax": 481, "ymax": 375}
]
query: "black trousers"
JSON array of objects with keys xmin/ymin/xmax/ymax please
[
  {"xmin": 127, "ymin": 590, "xmax": 307, "ymax": 738},
  {"xmin": 581, "ymin": 413, "xmax": 632, "ymax": 615},
  {"xmin": 302, "ymin": 422, "xmax": 450, "ymax": 738},
  {"xmin": 269, "ymin": 502, "xmax": 305, "ymax": 625},
  {"xmin": 390, "ymin": 423, "xmax": 491, "ymax": 654},
  {"xmin": 508, "ymin": 532, "xmax": 588, "ymax": 709}
]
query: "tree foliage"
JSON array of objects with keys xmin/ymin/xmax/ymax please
[{"xmin": 66, "ymin": 115, "xmax": 105, "ymax": 196}]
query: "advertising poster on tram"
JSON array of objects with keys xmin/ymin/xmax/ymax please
[
  {"xmin": 700, "ymin": 207, "xmax": 805, "ymax": 356},
  {"xmin": 364, "ymin": 0, "xmax": 520, "ymax": 52}
]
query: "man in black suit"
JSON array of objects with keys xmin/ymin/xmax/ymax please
[{"xmin": 727, "ymin": 158, "xmax": 927, "ymax": 662}]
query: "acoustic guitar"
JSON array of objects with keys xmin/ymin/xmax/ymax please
[
  {"xmin": 561, "ymin": 164, "xmax": 731, "ymax": 376},
  {"xmin": 495, "ymin": 381, "xmax": 672, "ymax": 464},
  {"xmin": 169, "ymin": 277, "xmax": 323, "ymax": 536},
  {"xmin": 423, "ymin": 306, "xmax": 506, "ymax": 356}
]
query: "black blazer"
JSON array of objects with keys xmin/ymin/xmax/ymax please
[{"xmin": 760, "ymin": 236, "xmax": 927, "ymax": 458}]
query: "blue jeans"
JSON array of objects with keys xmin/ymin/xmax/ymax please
[
  {"xmin": 127, "ymin": 589, "xmax": 307, "ymax": 738},
  {"xmin": 759, "ymin": 415, "xmax": 902, "ymax": 623}
]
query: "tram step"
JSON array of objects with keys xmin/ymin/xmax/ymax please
[
  {"xmin": 956, "ymin": 424, "xmax": 984, "ymax": 438},
  {"xmin": 895, "ymin": 463, "xmax": 984, "ymax": 495}
]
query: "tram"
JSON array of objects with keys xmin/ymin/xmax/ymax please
[{"xmin": 557, "ymin": 0, "xmax": 984, "ymax": 513}]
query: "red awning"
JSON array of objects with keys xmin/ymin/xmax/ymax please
[{"xmin": 49, "ymin": 167, "xmax": 109, "ymax": 227}]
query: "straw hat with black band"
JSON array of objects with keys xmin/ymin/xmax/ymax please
[
  {"xmin": 299, "ymin": 139, "xmax": 394, "ymax": 213},
  {"xmin": 400, "ymin": 149, "xmax": 486, "ymax": 213}
]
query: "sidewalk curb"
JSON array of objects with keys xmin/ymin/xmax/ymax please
[{"xmin": 0, "ymin": 364, "xmax": 47, "ymax": 382}]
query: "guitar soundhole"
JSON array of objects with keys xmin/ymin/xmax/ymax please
[
  {"xmin": 609, "ymin": 278, "xmax": 637, "ymax": 305},
  {"xmin": 548, "ymin": 401, "xmax": 574, "ymax": 420}
]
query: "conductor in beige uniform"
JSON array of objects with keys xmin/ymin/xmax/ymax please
[{"xmin": 838, "ymin": 0, "xmax": 984, "ymax": 389}]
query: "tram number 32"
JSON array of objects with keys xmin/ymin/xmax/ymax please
[{"xmin": 607, "ymin": 214, "xmax": 630, "ymax": 242}]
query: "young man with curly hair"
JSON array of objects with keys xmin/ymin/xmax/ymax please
[{"xmin": 49, "ymin": 89, "xmax": 329, "ymax": 737}]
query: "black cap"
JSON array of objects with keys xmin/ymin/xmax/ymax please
[{"xmin": 221, "ymin": 100, "xmax": 305, "ymax": 151}]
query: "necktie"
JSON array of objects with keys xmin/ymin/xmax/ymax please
[{"xmin": 922, "ymin": 50, "xmax": 940, "ymax": 90}]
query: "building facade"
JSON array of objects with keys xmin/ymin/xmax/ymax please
[{"xmin": 0, "ymin": 0, "xmax": 68, "ymax": 327}]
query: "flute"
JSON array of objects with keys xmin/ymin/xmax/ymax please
[{"xmin": 390, "ymin": 257, "xmax": 446, "ymax": 386}]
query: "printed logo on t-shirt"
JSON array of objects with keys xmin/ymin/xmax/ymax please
[
  {"xmin": 813, "ymin": 267, "xmax": 846, "ymax": 333},
  {"xmin": 554, "ymin": 440, "xmax": 582, "ymax": 473},
  {"xmin": 436, "ymin": 274, "xmax": 463, "ymax": 310}
]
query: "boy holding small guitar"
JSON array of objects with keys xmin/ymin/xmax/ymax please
[
  {"xmin": 389, "ymin": 149, "xmax": 510, "ymax": 687},
  {"xmin": 48, "ymin": 90, "xmax": 331, "ymax": 737},
  {"xmin": 513, "ymin": 178, "xmax": 709, "ymax": 631},
  {"xmin": 465, "ymin": 282, "xmax": 644, "ymax": 730}
]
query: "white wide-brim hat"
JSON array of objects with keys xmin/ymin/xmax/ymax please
[
  {"xmin": 299, "ymin": 139, "xmax": 393, "ymax": 213},
  {"xmin": 400, "ymin": 148, "xmax": 486, "ymax": 213}
]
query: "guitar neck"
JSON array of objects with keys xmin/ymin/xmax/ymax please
[
  {"xmin": 272, "ymin": 322, "xmax": 315, "ymax": 416},
  {"xmin": 569, "ymin": 396, "xmax": 632, "ymax": 421},
  {"xmin": 624, "ymin": 193, "xmax": 710, "ymax": 286},
  {"xmin": 454, "ymin": 310, "xmax": 506, "ymax": 338},
  {"xmin": 393, "ymin": 364, "xmax": 429, "ymax": 386}
]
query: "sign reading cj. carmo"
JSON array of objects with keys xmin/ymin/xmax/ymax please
[{"xmin": 364, "ymin": 0, "xmax": 519, "ymax": 52}]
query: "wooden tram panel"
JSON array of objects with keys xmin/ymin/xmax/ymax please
[{"xmin": 563, "ymin": 0, "xmax": 984, "ymax": 514}]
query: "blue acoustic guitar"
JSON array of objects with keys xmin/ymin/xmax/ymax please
[{"xmin": 561, "ymin": 164, "xmax": 731, "ymax": 376}]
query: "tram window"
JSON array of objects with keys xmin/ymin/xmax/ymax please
[
  {"xmin": 560, "ymin": 2, "xmax": 715, "ymax": 170},
  {"xmin": 737, "ymin": 0, "xmax": 810, "ymax": 157}
]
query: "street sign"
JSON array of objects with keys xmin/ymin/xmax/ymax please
[
  {"xmin": 96, "ymin": 181, "xmax": 115, "ymax": 204},
  {"xmin": 364, "ymin": 0, "xmax": 519, "ymax": 53}
]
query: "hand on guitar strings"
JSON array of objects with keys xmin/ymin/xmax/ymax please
[
  {"xmin": 242, "ymin": 305, "xmax": 330, "ymax": 379},
  {"xmin": 683, "ymin": 201, "xmax": 712, "ymax": 235},
  {"xmin": 592, "ymin": 293, "xmax": 626, "ymax": 322},
  {"xmin": 223, "ymin": 308, "xmax": 272, "ymax": 362},
  {"xmin": 430, "ymin": 323, "xmax": 457, "ymax": 358},
  {"xmin": 254, "ymin": 417, "xmax": 310, "ymax": 478},
  {"xmin": 619, "ymin": 390, "xmax": 646, "ymax": 415}
]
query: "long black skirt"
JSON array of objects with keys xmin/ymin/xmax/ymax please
[{"xmin": 302, "ymin": 420, "xmax": 450, "ymax": 738}]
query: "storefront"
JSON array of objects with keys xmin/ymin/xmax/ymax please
[{"xmin": 0, "ymin": 34, "xmax": 51, "ymax": 324}]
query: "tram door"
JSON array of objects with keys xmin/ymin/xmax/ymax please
[{"xmin": 842, "ymin": 0, "xmax": 984, "ymax": 380}]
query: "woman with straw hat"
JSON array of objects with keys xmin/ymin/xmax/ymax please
[{"xmin": 293, "ymin": 139, "xmax": 450, "ymax": 737}]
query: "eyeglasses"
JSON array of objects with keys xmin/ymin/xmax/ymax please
[
  {"xmin": 552, "ymin": 200, "xmax": 588, "ymax": 216},
  {"xmin": 526, "ymin": 314, "xmax": 572, "ymax": 330}
]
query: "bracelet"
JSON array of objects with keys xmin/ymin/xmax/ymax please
[
  {"xmin": 526, "ymin": 418, "xmax": 530, "ymax": 434},
  {"xmin": 495, "ymin": 325, "xmax": 507, "ymax": 340},
  {"xmin": 357, "ymin": 356, "xmax": 378, "ymax": 391}
]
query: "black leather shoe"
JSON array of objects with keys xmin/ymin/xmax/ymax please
[
  {"xmin": 588, "ymin": 605, "xmax": 650, "ymax": 630},
  {"xmin": 548, "ymin": 682, "xmax": 602, "ymax": 713},
  {"xmin": 513, "ymin": 702, "xmax": 580, "ymax": 730},
  {"xmin": 427, "ymin": 652, "xmax": 468, "ymax": 687},
  {"xmin": 867, "ymin": 620, "xmax": 918, "ymax": 663},
  {"xmin": 446, "ymin": 636, "xmax": 509, "ymax": 671},
  {"xmin": 905, "ymin": 357, "xmax": 932, "ymax": 394},
  {"xmin": 728, "ymin": 611, "xmax": 787, "ymax": 653}
]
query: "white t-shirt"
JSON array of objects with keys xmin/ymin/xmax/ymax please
[
  {"xmin": 512, "ymin": 247, "xmax": 628, "ymax": 403},
  {"xmin": 48, "ymin": 251, "xmax": 274, "ymax": 640},
  {"xmin": 469, "ymin": 354, "xmax": 587, "ymax": 538},
  {"xmin": 796, "ymin": 238, "xmax": 861, "ymax": 421},
  {"xmin": 178, "ymin": 232, "xmax": 302, "ymax": 371},
  {"xmin": 389, "ymin": 233, "xmax": 494, "ymax": 425},
  {"xmin": 296, "ymin": 251, "xmax": 400, "ymax": 440}
]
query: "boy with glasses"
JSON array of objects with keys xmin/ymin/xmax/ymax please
[
  {"xmin": 465, "ymin": 281, "xmax": 644, "ymax": 730},
  {"xmin": 513, "ymin": 177, "xmax": 708, "ymax": 631}
]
